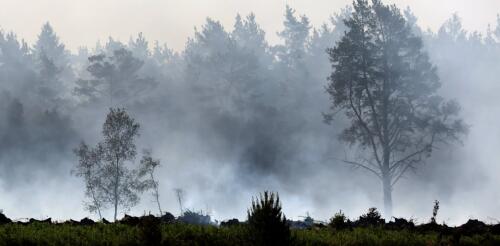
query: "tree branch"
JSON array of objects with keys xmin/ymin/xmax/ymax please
[
  {"xmin": 339, "ymin": 158, "xmax": 382, "ymax": 180},
  {"xmin": 348, "ymin": 79, "xmax": 383, "ymax": 168},
  {"xmin": 391, "ymin": 160, "xmax": 413, "ymax": 187},
  {"xmin": 389, "ymin": 132, "xmax": 436, "ymax": 187}
]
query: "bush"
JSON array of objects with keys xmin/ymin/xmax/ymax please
[
  {"xmin": 220, "ymin": 218, "xmax": 240, "ymax": 227},
  {"xmin": 247, "ymin": 191, "xmax": 291, "ymax": 246},
  {"xmin": 138, "ymin": 215, "xmax": 161, "ymax": 246},
  {"xmin": 356, "ymin": 207, "xmax": 385, "ymax": 227},
  {"xmin": 329, "ymin": 210, "xmax": 349, "ymax": 230},
  {"xmin": 160, "ymin": 212, "xmax": 175, "ymax": 224},
  {"xmin": 178, "ymin": 210, "xmax": 211, "ymax": 225},
  {"xmin": 0, "ymin": 212, "xmax": 11, "ymax": 225}
]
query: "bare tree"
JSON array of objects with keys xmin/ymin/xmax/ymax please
[
  {"xmin": 325, "ymin": 0, "xmax": 467, "ymax": 217},
  {"xmin": 139, "ymin": 149, "xmax": 162, "ymax": 215}
]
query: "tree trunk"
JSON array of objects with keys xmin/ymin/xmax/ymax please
[
  {"xmin": 114, "ymin": 198, "xmax": 118, "ymax": 221},
  {"xmin": 90, "ymin": 188, "xmax": 102, "ymax": 220},
  {"xmin": 150, "ymin": 172, "xmax": 162, "ymax": 215},
  {"xmin": 156, "ymin": 193, "xmax": 162, "ymax": 216},
  {"xmin": 114, "ymin": 157, "xmax": 120, "ymax": 221},
  {"xmin": 382, "ymin": 175, "xmax": 392, "ymax": 219},
  {"xmin": 97, "ymin": 208, "xmax": 102, "ymax": 220},
  {"xmin": 382, "ymin": 146, "xmax": 392, "ymax": 218}
]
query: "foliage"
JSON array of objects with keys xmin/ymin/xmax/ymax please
[
  {"xmin": 329, "ymin": 210, "xmax": 349, "ymax": 230},
  {"xmin": 74, "ymin": 48, "xmax": 156, "ymax": 106},
  {"xmin": 32, "ymin": 22, "xmax": 70, "ymax": 105},
  {"xmin": 325, "ymin": 0, "xmax": 467, "ymax": 216},
  {"xmin": 276, "ymin": 5, "xmax": 311, "ymax": 67},
  {"xmin": 357, "ymin": 207, "xmax": 385, "ymax": 227},
  {"xmin": 177, "ymin": 210, "xmax": 212, "ymax": 225},
  {"xmin": 0, "ymin": 223, "xmax": 500, "ymax": 246},
  {"xmin": 220, "ymin": 218, "xmax": 240, "ymax": 227},
  {"xmin": 73, "ymin": 108, "xmax": 151, "ymax": 221},
  {"xmin": 72, "ymin": 141, "xmax": 106, "ymax": 219}
]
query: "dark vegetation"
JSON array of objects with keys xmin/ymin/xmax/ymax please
[
  {"xmin": 247, "ymin": 191, "xmax": 290, "ymax": 245},
  {"xmin": 1, "ymin": 197, "xmax": 500, "ymax": 245}
]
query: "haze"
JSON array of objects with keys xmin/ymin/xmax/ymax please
[{"xmin": 0, "ymin": 0, "xmax": 498, "ymax": 226}]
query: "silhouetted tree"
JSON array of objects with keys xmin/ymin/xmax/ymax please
[
  {"xmin": 128, "ymin": 32, "xmax": 150, "ymax": 60},
  {"xmin": 152, "ymin": 41, "xmax": 174, "ymax": 66},
  {"xmin": 33, "ymin": 23, "xmax": 71, "ymax": 105},
  {"xmin": 103, "ymin": 37, "xmax": 126, "ymax": 54},
  {"xmin": 74, "ymin": 48, "xmax": 156, "ymax": 106},
  {"xmin": 185, "ymin": 18, "xmax": 260, "ymax": 114},
  {"xmin": 307, "ymin": 6, "xmax": 351, "ymax": 66},
  {"xmin": 275, "ymin": 5, "xmax": 311, "ymax": 108},
  {"xmin": 247, "ymin": 191, "xmax": 290, "ymax": 246},
  {"xmin": 357, "ymin": 207, "xmax": 384, "ymax": 227},
  {"xmin": 276, "ymin": 5, "xmax": 311, "ymax": 68},
  {"xmin": 438, "ymin": 13, "xmax": 467, "ymax": 42},
  {"xmin": 232, "ymin": 13, "xmax": 271, "ymax": 65},
  {"xmin": 325, "ymin": 0, "xmax": 467, "ymax": 217},
  {"xmin": 329, "ymin": 210, "xmax": 349, "ymax": 230},
  {"xmin": 0, "ymin": 32, "xmax": 36, "ymax": 96},
  {"xmin": 33, "ymin": 23, "xmax": 67, "ymax": 64}
]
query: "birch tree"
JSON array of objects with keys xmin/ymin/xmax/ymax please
[{"xmin": 74, "ymin": 108, "xmax": 150, "ymax": 221}]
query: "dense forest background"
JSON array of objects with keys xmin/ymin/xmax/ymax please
[{"xmin": 0, "ymin": 5, "xmax": 499, "ymax": 224}]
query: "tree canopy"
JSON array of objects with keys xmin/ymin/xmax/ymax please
[{"xmin": 325, "ymin": 0, "xmax": 467, "ymax": 216}]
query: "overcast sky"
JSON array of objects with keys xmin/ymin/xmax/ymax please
[{"xmin": 0, "ymin": 0, "xmax": 498, "ymax": 51}]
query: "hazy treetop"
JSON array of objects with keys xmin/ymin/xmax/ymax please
[{"xmin": 0, "ymin": 0, "xmax": 497, "ymax": 51}]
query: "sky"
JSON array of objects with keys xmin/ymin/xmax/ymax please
[{"xmin": 0, "ymin": 0, "xmax": 498, "ymax": 51}]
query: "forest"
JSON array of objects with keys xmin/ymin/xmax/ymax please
[{"xmin": 0, "ymin": 0, "xmax": 500, "ymax": 244}]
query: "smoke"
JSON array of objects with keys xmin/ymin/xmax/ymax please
[{"xmin": 0, "ymin": 3, "xmax": 498, "ymax": 226}]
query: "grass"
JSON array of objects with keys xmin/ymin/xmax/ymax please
[{"xmin": 1, "ymin": 223, "xmax": 500, "ymax": 246}]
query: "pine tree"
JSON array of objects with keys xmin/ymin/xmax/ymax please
[
  {"xmin": 247, "ymin": 191, "xmax": 290, "ymax": 246},
  {"xmin": 325, "ymin": 0, "xmax": 467, "ymax": 217}
]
